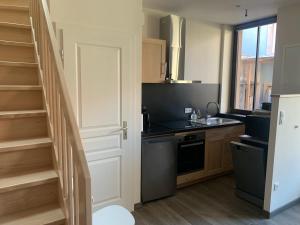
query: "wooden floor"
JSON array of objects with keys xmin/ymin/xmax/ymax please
[{"xmin": 133, "ymin": 175, "xmax": 300, "ymax": 225}]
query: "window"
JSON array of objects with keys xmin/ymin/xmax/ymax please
[{"xmin": 232, "ymin": 17, "xmax": 277, "ymax": 112}]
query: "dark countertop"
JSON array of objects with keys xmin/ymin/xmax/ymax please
[
  {"xmin": 142, "ymin": 125, "xmax": 174, "ymax": 138},
  {"xmin": 142, "ymin": 119, "xmax": 244, "ymax": 138}
]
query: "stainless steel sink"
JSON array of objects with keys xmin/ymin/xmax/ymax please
[{"xmin": 192, "ymin": 117, "xmax": 239, "ymax": 126}]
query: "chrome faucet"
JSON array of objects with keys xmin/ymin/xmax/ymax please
[{"xmin": 206, "ymin": 102, "xmax": 220, "ymax": 118}]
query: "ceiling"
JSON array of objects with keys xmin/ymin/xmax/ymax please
[{"xmin": 143, "ymin": 0, "xmax": 299, "ymax": 24}]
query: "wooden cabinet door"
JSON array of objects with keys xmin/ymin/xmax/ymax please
[
  {"xmin": 205, "ymin": 128, "xmax": 225, "ymax": 176},
  {"xmin": 142, "ymin": 38, "xmax": 166, "ymax": 83},
  {"xmin": 222, "ymin": 136, "xmax": 239, "ymax": 171},
  {"xmin": 205, "ymin": 125, "xmax": 245, "ymax": 176},
  {"xmin": 205, "ymin": 139, "xmax": 224, "ymax": 176}
]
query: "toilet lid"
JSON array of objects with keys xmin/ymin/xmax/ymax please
[{"xmin": 93, "ymin": 205, "xmax": 135, "ymax": 225}]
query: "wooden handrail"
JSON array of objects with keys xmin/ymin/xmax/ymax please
[{"xmin": 29, "ymin": 1, "xmax": 92, "ymax": 224}]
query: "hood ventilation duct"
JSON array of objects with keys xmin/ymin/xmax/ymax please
[
  {"xmin": 160, "ymin": 15, "xmax": 186, "ymax": 82},
  {"xmin": 160, "ymin": 15, "xmax": 201, "ymax": 83}
]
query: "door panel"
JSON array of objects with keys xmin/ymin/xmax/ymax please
[
  {"xmin": 62, "ymin": 26, "xmax": 134, "ymax": 210},
  {"xmin": 77, "ymin": 44, "xmax": 121, "ymax": 128},
  {"xmin": 83, "ymin": 135, "xmax": 121, "ymax": 153},
  {"xmin": 89, "ymin": 157, "xmax": 121, "ymax": 205}
]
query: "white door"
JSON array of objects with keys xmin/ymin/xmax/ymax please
[{"xmin": 61, "ymin": 25, "xmax": 135, "ymax": 211}]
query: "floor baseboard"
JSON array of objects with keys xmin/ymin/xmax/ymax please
[
  {"xmin": 264, "ymin": 197, "xmax": 300, "ymax": 219},
  {"xmin": 134, "ymin": 202, "xmax": 143, "ymax": 210}
]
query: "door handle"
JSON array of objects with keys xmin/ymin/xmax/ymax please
[
  {"xmin": 122, "ymin": 121, "xmax": 128, "ymax": 140},
  {"xmin": 110, "ymin": 121, "xmax": 128, "ymax": 140}
]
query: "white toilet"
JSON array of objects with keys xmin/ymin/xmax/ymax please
[{"xmin": 93, "ymin": 205, "xmax": 135, "ymax": 225}]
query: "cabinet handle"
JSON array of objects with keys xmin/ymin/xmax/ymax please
[{"xmin": 180, "ymin": 142, "xmax": 204, "ymax": 148}]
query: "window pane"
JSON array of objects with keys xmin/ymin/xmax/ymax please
[
  {"xmin": 255, "ymin": 23, "xmax": 277, "ymax": 110},
  {"xmin": 235, "ymin": 27, "xmax": 258, "ymax": 111}
]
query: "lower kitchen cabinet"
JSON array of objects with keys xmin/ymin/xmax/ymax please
[
  {"xmin": 177, "ymin": 125, "xmax": 245, "ymax": 187},
  {"xmin": 222, "ymin": 136, "xmax": 240, "ymax": 171},
  {"xmin": 206, "ymin": 125, "xmax": 245, "ymax": 175},
  {"xmin": 205, "ymin": 139, "xmax": 224, "ymax": 176}
]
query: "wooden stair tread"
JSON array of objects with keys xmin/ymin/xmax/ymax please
[
  {"xmin": 0, "ymin": 137, "xmax": 51, "ymax": 152},
  {"xmin": 0, "ymin": 22, "xmax": 30, "ymax": 29},
  {"xmin": 0, "ymin": 61, "xmax": 38, "ymax": 68},
  {"xmin": 0, "ymin": 39, "xmax": 33, "ymax": 47},
  {"xmin": 0, "ymin": 169, "xmax": 58, "ymax": 194},
  {"xmin": 0, "ymin": 4, "xmax": 29, "ymax": 11},
  {"xmin": 0, "ymin": 3, "xmax": 66, "ymax": 223},
  {"xmin": 0, "ymin": 85, "xmax": 42, "ymax": 91},
  {"xmin": 0, "ymin": 110, "xmax": 46, "ymax": 119},
  {"xmin": 0, "ymin": 204, "xmax": 65, "ymax": 225}
]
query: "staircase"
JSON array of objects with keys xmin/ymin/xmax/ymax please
[{"xmin": 0, "ymin": 0, "xmax": 91, "ymax": 224}]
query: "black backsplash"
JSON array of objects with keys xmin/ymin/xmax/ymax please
[{"xmin": 142, "ymin": 83, "xmax": 220, "ymax": 123}]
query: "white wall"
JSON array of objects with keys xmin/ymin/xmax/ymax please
[
  {"xmin": 265, "ymin": 95, "xmax": 300, "ymax": 212},
  {"xmin": 143, "ymin": 9, "xmax": 233, "ymax": 112},
  {"xmin": 219, "ymin": 26, "xmax": 233, "ymax": 113},
  {"xmin": 143, "ymin": 8, "xmax": 230, "ymax": 84},
  {"xmin": 49, "ymin": 0, "xmax": 143, "ymax": 210},
  {"xmin": 272, "ymin": 4, "xmax": 300, "ymax": 95},
  {"xmin": 184, "ymin": 20, "xmax": 221, "ymax": 83},
  {"xmin": 265, "ymin": 3, "xmax": 300, "ymax": 213},
  {"xmin": 143, "ymin": 9, "xmax": 167, "ymax": 39},
  {"xmin": 50, "ymin": 0, "xmax": 142, "ymax": 33}
]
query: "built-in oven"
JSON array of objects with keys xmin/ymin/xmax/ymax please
[{"xmin": 176, "ymin": 131, "xmax": 205, "ymax": 175}]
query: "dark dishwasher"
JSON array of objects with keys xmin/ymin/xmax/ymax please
[{"xmin": 141, "ymin": 134, "xmax": 177, "ymax": 203}]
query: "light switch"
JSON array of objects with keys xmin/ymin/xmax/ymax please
[{"xmin": 274, "ymin": 182, "xmax": 280, "ymax": 191}]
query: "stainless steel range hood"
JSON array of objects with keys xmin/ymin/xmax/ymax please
[{"xmin": 160, "ymin": 15, "xmax": 201, "ymax": 84}]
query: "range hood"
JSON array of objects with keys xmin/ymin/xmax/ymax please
[{"xmin": 160, "ymin": 15, "xmax": 201, "ymax": 83}]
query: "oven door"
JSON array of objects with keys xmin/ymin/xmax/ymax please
[{"xmin": 177, "ymin": 140, "xmax": 205, "ymax": 175}]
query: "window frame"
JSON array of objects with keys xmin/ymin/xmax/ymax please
[{"xmin": 230, "ymin": 16, "xmax": 278, "ymax": 114}]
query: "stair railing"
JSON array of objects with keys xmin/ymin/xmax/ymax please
[{"xmin": 29, "ymin": 1, "xmax": 92, "ymax": 224}]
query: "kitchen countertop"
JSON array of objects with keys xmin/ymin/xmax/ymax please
[{"xmin": 142, "ymin": 118, "xmax": 244, "ymax": 138}]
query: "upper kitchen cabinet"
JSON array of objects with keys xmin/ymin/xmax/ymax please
[{"xmin": 142, "ymin": 38, "xmax": 166, "ymax": 83}]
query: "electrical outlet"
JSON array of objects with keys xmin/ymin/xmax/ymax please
[
  {"xmin": 274, "ymin": 182, "xmax": 279, "ymax": 191},
  {"xmin": 185, "ymin": 108, "xmax": 192, "ymax": 114}
]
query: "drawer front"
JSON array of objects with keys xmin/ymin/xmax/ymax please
[{"xmin": 206, "ymin": 125, "xmax": 245, "ymax": 141}]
